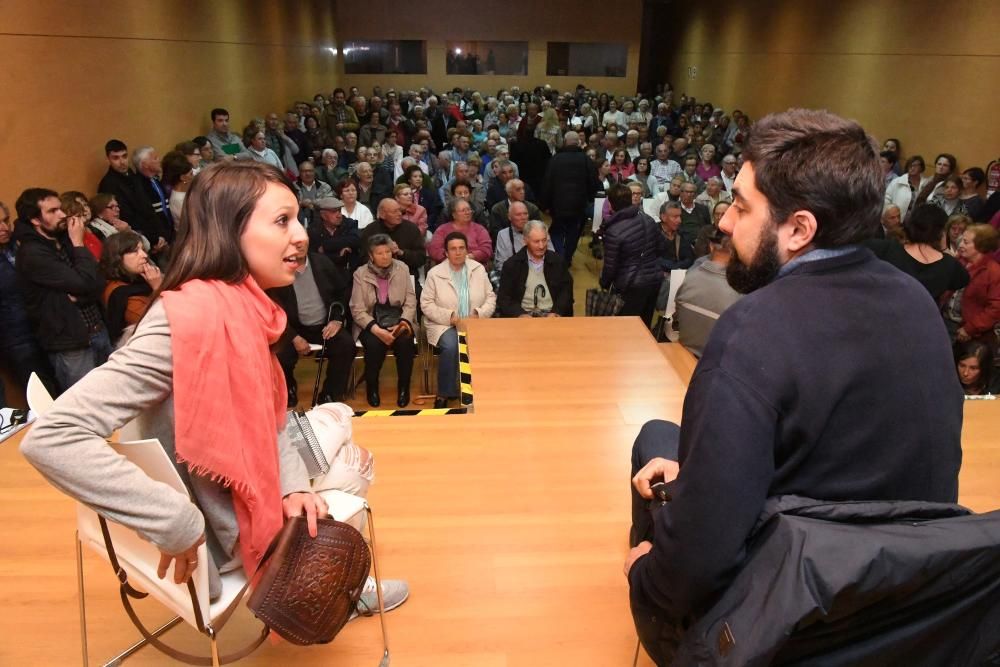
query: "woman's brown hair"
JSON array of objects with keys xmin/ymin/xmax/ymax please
[
  {"xmin": 100, "ymin": 231, "xmax": 145, "ymax": 283},
  {"xmin": 150, "ymin": 161, "xmax": 295, "ymax": 301}
]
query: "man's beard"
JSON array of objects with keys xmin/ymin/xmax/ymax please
[{"xmin": 726, "ymin": 223, "xmax": 782, "ymax": 294}]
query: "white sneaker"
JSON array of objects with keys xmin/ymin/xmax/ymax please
[{"xmin": 350, "ymin": 576, "xmax": 409, "ymax": 620}]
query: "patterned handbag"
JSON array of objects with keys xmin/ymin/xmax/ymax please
[
  {"xmin": 247, "ymin": 515, "xmax": 371, "ymax": 645},
  {"xmin": 586, "ymin": 287, "xmax": 625, "ymax": 316}
]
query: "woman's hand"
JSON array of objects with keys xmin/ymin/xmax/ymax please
[
  {"xmin": 282, "ymin": 492, "xmax": 329, "ymax": 538},
  {"xmin": 373, "ymin": 325, "xmax": 396, "ymax": 346},
  {"xmin": 157, "ymin": 533, "xmax": 206, "ymax": 584},
  {"xmin": 956, "ymin": 327, "xmax": 971, "ymax": 342},
  {"xmin": 449, "ymin": 312, "xmax": 459, "ymax": 326},
  {"xmin": 141, "ymin": 261, "xmax": 162, "ymax": 289}
]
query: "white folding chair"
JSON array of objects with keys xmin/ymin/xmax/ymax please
[
  {"xmin": 26, "ymin": 374, "xmax": 390, "ymax": 667},
  {"xmin": 659, "ymin": 269, "xmax": 687, "ymax": 343}
]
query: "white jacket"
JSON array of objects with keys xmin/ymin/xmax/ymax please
[
  {"xmin": 420, "ymin": 258, "xmax": 496, "ymax": 346},
  {"xmin": 884, "ymin": 173, "xmax": 930, "ymax": 214}
]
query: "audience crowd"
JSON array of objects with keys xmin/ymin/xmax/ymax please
[{"xmin": 2, "ymin": 81, "xmax": 999, "ymax": 410}]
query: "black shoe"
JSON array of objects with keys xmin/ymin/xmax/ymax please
[
  {"xmin": 367, "ymin": 389, "xmax": 381, "ymax": 407},
  {"xmin": 287, "ymin": 381, "xmax": 298, "ymax": 409},
  {"xmin": 317, "ymin": 393, "xmax": 341, "ymax": 405},
  {"xmin": 397, "ymin": 388, "xmax": 410, "ymax": 408},
  {"xmin": 434, "ymin": 396, "xmax": 449, "ymax": 409}
]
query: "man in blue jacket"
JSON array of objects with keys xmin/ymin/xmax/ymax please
[{"xmin": 625, "ymin": 109, "xmax": 963, "ymax": 664}]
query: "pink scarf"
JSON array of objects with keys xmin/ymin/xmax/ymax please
[{"xmin": 161, "ymin": 277, "xmax": 287, "ymax": 573}]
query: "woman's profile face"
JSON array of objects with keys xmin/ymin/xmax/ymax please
[
  {"xmin": 395, "ymin": 187, "xmax": 413, "ymax": 207},
  {"xmin": 239, "ymin": 183, "xmax": 306, "ymax": 290},
  {"xmin": 957, "ymin": 356, "xmax": 981, "ymax": 387},
  {"xmin": 121, "ymin": 244, "xmax": 148, "ymax": 276},
  {"xmin": 370, "ymin": 244, "xmax": 393, "ymax": 268}
]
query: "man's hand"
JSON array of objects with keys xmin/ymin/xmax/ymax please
[
  {"xmin": 282, "ymin": 492, "xmax": 329, "ymax": 538},
  {"xmin": 956, "ymin": 327, "xmax": 971, "ymax": 343},
  {"xmin": 157, "ymin": 534, "xmax": 206, "ymax": 584},
  {"xmin": 389, "ymin": 241, "xmax": 402, "ymax": 257},
  {"xmin": 339, "ymin": 247, "xmax": 352, "ymax": 257},
  {"xmin": 292, "ymin": 335, "xmax": 312, "ymax": 356},
  {"xmin": 152, "ymin": 237, "xmax": 168, "ymax": 254},
  {"xmin": 66, "ymin": 215, "xmax": 86, "ymax": 247},
  {"xmin": 518, "ymin": 313, "xmax": 532, "ymax": 318},
  {"xmin": 624, "ymin": 540, "xmax": 653, "ymax": 578},
  {"xmin": 546, "ymin": 312, "xmax": 560, "ymax": 318},
  {"xmin": 632, "ymin": 457, "xmax": 680, "ymax": 499},
  {"xmin": 321, "ymin": 320, "xmax": 342, "ymax": 339}
]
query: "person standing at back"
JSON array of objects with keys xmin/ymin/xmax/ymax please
[
  {"xmin": 541, "ymin": 131, "xmax": 598, "ymax": 265},
  {"xmin": 599, "ymin": 183, "xmax": 667, "ymax": 327}
]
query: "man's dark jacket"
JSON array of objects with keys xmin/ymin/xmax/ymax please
[
  {"xmin": 541, "ymin": 145, "xmax": 598, "ymax": 217},
  {"xmin": 359, "ymin": 218, "xmax": 427, "ymax": 273},
  {"xmin": 629, "ymin": 247, "xmax": 963, "ymax": 624},
  {"xmin": 309, "ymin": 216, "xmax": 361, "ymax": 271},
  {"xmin": 269, "ymin": 252, "xmax": 350, "ymax": 340},
  {"xmin": 670, "ymin": 496, "xmax": 1000, "ymax": 666},
  {"xmin": 15, "ymin": 223, "xmax": 105, "ymax": 352},
  {"xmin": 600, "ymin": 205, "xmax": 667, "ymax": 290},
  {"xmin": 497, "ymin": 247, "xmax": 574, "ymax": 317}
]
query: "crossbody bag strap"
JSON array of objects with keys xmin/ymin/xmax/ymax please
[{"xmin": 98, "ymin": 516, "xmax": 269, "ymax": 665}]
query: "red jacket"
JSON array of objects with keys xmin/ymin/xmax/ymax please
[{"xmin": 961, "ymin": 255, "xmax": 1000, "ymax": 338}]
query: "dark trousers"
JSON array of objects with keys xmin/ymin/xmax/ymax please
[
  {"xmin": 277, "ymin": 323, "xmax": 355, "ymax": 401},
  {"xmin": 630, "ymin": 419, "xmax": 684, "ymax": 666},
  {"xmin": 549, "ymin": 214, "xmax": 584, "ymax": 265},
  {"xmin": 620, "ymin": 284, "xmax": 659, "ymax": 329},
  {"xmin": 359, "ymin": 328, "xmax": 416, "ymax": 393},
  {"xmin": 0, "ymin": 338, "xmax": 59, "ymax": 399}
]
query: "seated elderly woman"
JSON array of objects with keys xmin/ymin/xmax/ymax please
[
  {"xmin": 88, "ymin": 193, "xmax": 151, "ymax": 250},
  {"xmin": 955, "ymin": 224, "xmax": 1000, "ymax": 346},
  {"xmin": 420, "ymin": 231, "xmax": 496, "ymax": 408},
  {"xmin": 350, "ymin": 234, "xmax": 418, "ymax": 408},
  {"xmin": 428, "ymin": 198, "xmax": 493, "ymax": 264},
  {"xmin": 336, "ymin": 179, "xmax": 374, "ymax": 230},
  {"xmin": 100, "ymin": 230, "xmax": 162, "ymax": 347},
  {"xmin": 394, "ymin": 183, "xmax": 428, "ymax": 236}
]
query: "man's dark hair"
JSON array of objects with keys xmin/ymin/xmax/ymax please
[
  {"xmin": 192, "ymin": 136, "xmax": 210, "ymax": 149},
  {"xmin": 963, "ymin": 167, "xmax": 986, "ymax": 188},
  {"xmin": 15, "ymin": 188, "xmax": 60, "ymax": 223},
  {"xmin": 742, "ymin": 109, "xmax": 883, "ymax": 247},
  {"xmin": 880, "ymin": 150, "xmax": 897, "ymax": 164},
  {"xmin": 105, "ymin": 139, "xmax": 127, "ymax": 155},
  {"xmin": 903, "ymin": 203, "xmax": 948, "ymax": 245},
  {"xmin": 607, "ymin": 183, "xmax": 633, "ymax": 212},
  {"xmin": 211, "ymin": 108, "xmax": 229, "ymax": 121},
  {"xmin": 443, "ymin": 231, "xmax": 468, "ymax": 250},
  {"xmin": 333, "ymin": 87, "xmax": 346, "ymax": 97}
]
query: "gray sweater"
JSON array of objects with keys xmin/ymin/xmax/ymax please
[{"xmin": 20, "ymin": 299, "xmax": 310, "ymax": 596}]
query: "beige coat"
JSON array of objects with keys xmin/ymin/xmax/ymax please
[
  {"xmin": 420, "ymin": 258, "xmax": 496, "ymax": 346},
  {"xmin": 350, "ymin": 259, "xmax": 417, "ymax": 339}
]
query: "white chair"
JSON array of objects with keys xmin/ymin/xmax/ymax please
[
  {"xmin": 26, "ymin": 374, "xmax": 390, "ymax": 667},
  {"xmin": 662, "ymin": 269, "xmax": 687, "ymax": 343}
]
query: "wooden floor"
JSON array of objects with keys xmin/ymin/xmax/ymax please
[{"xmin": 1, "ymin": 237, "xmax": 998, "ymax": 665}]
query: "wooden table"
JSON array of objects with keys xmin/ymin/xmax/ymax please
[{"xmin": 1, "ymin": 316, "xmax": 997, "ymax": 666}]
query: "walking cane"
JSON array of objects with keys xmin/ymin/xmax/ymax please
[{"xmin": 311, "ymin": 301, "xmax": 346, "ymax": 407}]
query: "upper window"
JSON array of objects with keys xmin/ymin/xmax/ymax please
[
  {"xmin": 546, "ymin": 42, "xmax": 628, "ymax": 77},
  {"xmin": 343, "ymin": 40, "xmax": 426, "ymax": 75},
  {"xmin": 445, "ymin": 42, "xmax": 529, "ymax": 75}
]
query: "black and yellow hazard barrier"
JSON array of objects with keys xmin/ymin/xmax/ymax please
[{"xmin": 353, "ymin": 330, "xmax": 474, "ymax": 417}]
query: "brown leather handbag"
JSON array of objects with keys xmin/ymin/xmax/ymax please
[{"xmin": 247, "ymin": 515, "xmax": 371, "ymax": 645}]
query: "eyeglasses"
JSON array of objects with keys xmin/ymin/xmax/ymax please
[{"xmin": 107, "ymin": 204, "xmax": 121, "ymax": 209}]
